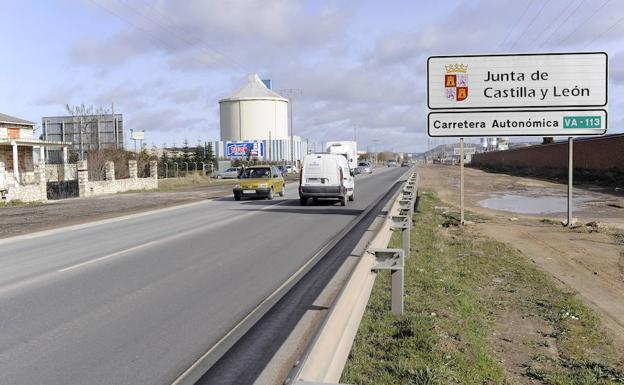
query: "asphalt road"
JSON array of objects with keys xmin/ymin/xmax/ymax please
[{"xmin": 0, "ymin": 167, "xmax": 406, "ymax": 385}]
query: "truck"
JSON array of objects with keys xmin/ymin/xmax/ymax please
[{"xmin": 325, "ymin": 141, "xmax": 357, "ymax": 172}]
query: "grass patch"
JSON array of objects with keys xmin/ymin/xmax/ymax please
[
  {"xmin": 0, "ymin": 199, "xmax": 44, "ymax": 208},
  {"xmin": 341, "ymin": 189, "xmax": 624, "ymax": 385}
]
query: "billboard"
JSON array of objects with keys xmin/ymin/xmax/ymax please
[{"xmin": 226, "ymin": 142, "xmax": 265, "ymax": 157}]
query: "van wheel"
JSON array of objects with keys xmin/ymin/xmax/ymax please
[
  {"xmin": 348, "ymin": 192, "xmax": 354, "ymax": 202},
  {"xmin": 267, "ymin": 188, "xmax": 274, "ymax": 200},
  {"xmin": 279, "ymin": 186, "xmax": 284, "ymax": 197},
  {"xmin": 300, "ymin": 197, "xmax": 307, "ymax": 206},
  {"xmin": 313, "ymin": 198, "xmax": 318, "ymax": 204},
  {"xmin": 339, "ymin": 196, "xmax": 346, "ymax": 206}
]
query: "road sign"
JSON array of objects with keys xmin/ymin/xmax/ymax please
[
  {"xmin": 428, "ymin": 109, "xmax": 607, "ymax": 137},
  {"xmin": 427, "ymin": 52, "xmax": 607, "ymax": 110},
  {"xmin": 131, "ymin": 131, "xmax": 145, "ymax": 140},
  {"xmin": 454, "ymin": 147, "xmax": 476, "ymax": 156}
]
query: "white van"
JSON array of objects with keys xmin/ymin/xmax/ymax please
[{"xmin": 299, "ymin": 153, "xmax": 354, "ymax": 206}]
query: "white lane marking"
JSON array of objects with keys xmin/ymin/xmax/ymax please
[
  {"xmin": 56, "ymin": 198, "xmax": 292, "ymax": 273},
  {"xmin": 57, "ymin": 239, "xmax": 161, "ymax": 272},
  {"xmin": 0, "ymin": 199, "xmax": 215, "ymax": 245}
]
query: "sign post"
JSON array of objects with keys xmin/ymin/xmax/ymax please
[
  {"xmin": 427, "ymin": 52, "xmax": 607, "ymax": 226},
  {"xmin": 568, "ymin": 137, "xmax": 573, "ymax": 226},
  {"xmin": 460, "ymin": 138, "xmax": 465, "ymax": 225}
]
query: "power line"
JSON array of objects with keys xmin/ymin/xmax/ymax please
[
  {"xmin": 89, "ymin": 0, "xmax": 247, "ymax": 73},
  {"xmin": 526, "ymin": 1, "xmax": 576, "ymax": 50},
  {"xmin": 129, "ymin": 0, "xmax": 248, "ymax": 72},
  {"xmin": 583, "ymin": 12, "xmax": 624, "ymax": 49},
  {"xmin": 496, "ymin": 0, "xmax": 535, "ymax": 51},
  {"xmin": 87, "ymin": 0, "xmax": 177, "ymax": 51},
  {"xmin": 509, "ymin": 0, "xmax": 551, "ymax": 51},
  {"xmin": 537, "ymin": 0, "xmax": 586, "ymax": 50},
  {"xmin": 557, "ymin": 0, "xmax": 612, "ymax": 46}
]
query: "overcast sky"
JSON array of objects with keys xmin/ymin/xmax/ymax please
[{"xmin": 1, "ymin": 0, "xmax": 623, "ymax": 153}]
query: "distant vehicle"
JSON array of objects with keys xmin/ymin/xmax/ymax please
[
  {"xmin": 299, "ymin": 153, "xmax": 354, "ymax": 206},
  {"xmin": 285, "ymin": 164, "xmax": 298, "ymax": 174},
  {"xmin": 357, "ymin": 161, "xmax": 373, "ymax": 174},
  {"xmin": 387, "ymin": 160, "xmax": 398, "ymax": 167},
  {"xmin": 233, "ymin": 165, "xmax": 285, "ymax": 200},
  {"xmin": 326, "ymin": 141, "xmax": 357, "ymax": 172},
  {"xmin": 217, "ymin": 167, "xmax": 241, "ymax": 179},
  {"xmin": 401, "ymin": 160, "xmax": 410, "ymax": 167},
  {"xmin": 277, "ymin": 165, "xmax": 286, "ymax": 175}
]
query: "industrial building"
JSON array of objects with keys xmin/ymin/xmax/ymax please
[
  {"xmin": 42, "ymin": 113, "xmax": 124, "ymax": 162},
  {"xmin": 214, "ymin": 74, "xmax": 307, "ymax": 163}
]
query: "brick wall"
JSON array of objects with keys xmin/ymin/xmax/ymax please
[{"xmin": 471, "ymin": 134, "xmax": 624, "ymax": 172}]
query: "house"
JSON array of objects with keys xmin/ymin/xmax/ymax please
[{"xmin": 0, "ymin": 113, "xmax": 71, "ymax": 202}]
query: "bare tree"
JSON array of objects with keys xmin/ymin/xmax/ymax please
[{"xmin": 65, "ymin": 104, "xmax": 111, "ymax": 160}]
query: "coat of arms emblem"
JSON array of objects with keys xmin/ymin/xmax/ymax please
[{"xmin": 444, "ymin": 64, "xmax": 468, "ymax": 102}]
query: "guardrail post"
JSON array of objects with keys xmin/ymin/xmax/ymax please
[
  {"xmin": 371, "ymin": 248, "xmax": 404, "ymax": 315},
  {"xmin": 390, "ymin": 215, "xmax": 410, "ymax": 260}
]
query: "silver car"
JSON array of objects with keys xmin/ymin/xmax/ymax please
[
  {"xmin": 217, "ymin": 167, "xmax": 241, "ymax": 179},
  {"xmin": 357, "ymin": 162, "xmax": 372, "ymax": 174}
]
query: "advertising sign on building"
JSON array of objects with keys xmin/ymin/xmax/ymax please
[
  {"xmin": 427, "ymin": 52, "xmax": 607, "ymax": 110},
  {"xmin": 226, "ymin": 142, "xmax": 265, "ymax": 157}
]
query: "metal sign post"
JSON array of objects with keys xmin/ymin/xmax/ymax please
[
  {"xmin": 567, "ymin": 137, "xmax": 573, "ymax": 226},
  {"xmin": 460, "ymin": 138, "xmax": 465, "ymax": 225}
]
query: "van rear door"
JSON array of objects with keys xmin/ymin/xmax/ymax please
[{"xmin": 303, "ymin": 155, "xmax": 339, "ymax": 186}]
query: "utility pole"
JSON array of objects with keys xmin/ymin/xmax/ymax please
[{"xmin": 280, "ymin": 88, "xmax": 302, "ymax": 166}]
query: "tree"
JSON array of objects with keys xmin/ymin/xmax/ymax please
[
  {"xmin": 542, "ymin": 137, "xmax": 554, "ymax": 144},
  {"xmin": 205, "ymin": 142, "xmax": 216, "ymax": 171},
  {"xmin": 194, "ymin": 141, "xmax": 205, "ymax": 164},
  {"xmin": 181, "ymin": 138, "xmax": 191, "ymax": 164},
  {"xmin": 65, "ymin": 104, "xmax": 110, "ymax": 160}
]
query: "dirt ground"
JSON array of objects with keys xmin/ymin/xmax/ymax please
[
  {"xmin": 419, "ymin": 164, "xmax": 624, "ymax": 346},
  {"xmin": 0, "ymin": 179, "xmax": 236, "ymax": 239}
]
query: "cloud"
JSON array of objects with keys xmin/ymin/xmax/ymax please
[{"xmin": 58, "ymin": 0, "xmax": 624, "ymax": 153}]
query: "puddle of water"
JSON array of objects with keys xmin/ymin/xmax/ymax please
[{"xmin": 478, "ymin": 194, "xmax": 585, "ymax": 215}]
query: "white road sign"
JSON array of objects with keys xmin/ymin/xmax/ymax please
[
  {"xmin": 427, "ymin": 52, "xmax": 607, "ymax": 109},
  {"xmin": 428, "ymin": 109, "xmax": 607, "ymax": 137},
  {"xmin": 131, "ymin": 131, "xmax": 145, "ymax": 140},
  {"xmin": 454, "ymin": 147, "xmax": 476, "ymax": 156}
]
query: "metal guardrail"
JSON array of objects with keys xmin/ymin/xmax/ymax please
[{"xmin": 288, "ymin": 167, "xmax": 419, "ymax": 385}]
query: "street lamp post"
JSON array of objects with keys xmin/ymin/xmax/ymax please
[{"xmin": 280, "ymin": 88, "xmax": 302, "ymax": 166}]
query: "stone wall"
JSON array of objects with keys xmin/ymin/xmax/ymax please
[
  {"xmin": 45, "ymin": 164, "xmax": 77, "ymax": 182},
  {"xmin": 0, "ymin": 161, "xmax": 47, "ymax": 202},
  {"xmin": 78, "ymin": 159, "xmax": 158, "ymax": 198}
]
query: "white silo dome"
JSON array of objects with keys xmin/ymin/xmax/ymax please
[{"xmin": 219, "ymin": 74, "xmax": 289, "ymax": 141}]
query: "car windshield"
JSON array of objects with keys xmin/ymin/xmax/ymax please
[
  {"xmin": 240, "ymin": 168, "xmax": 271, "ymax": 179},
  {"xmin": 358, "ymin": 162, "xmax": 368, "ymax": 166}
]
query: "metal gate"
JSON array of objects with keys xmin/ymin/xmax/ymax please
[{"xmin": 47, "ymin": 181, "xmax": 79, "ymax": 200}]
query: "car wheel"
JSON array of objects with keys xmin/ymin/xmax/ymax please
[
  {"xmin": 279, "ymin": 185, "xmax": 284, "ymax": 197},
  {"xmin": 300, "ymin": 197, "xmax": 307, "ymax": 206},
  {"xmin": 313, "ymin": 197, "xmax": 319, "ymax": 204},
  {"xmin": 267, "ymin": 188, "xmax": 274, "ymax": 200},
  {"xmin": 348, "ymin": 192, "xmax": 354, "ymax": 202},
  {"xmin": 234, "ymin": 194, "xmax": 241, "ymax": 201},
  {"xmin": 339, "ymin": 196, "xmax": 346, "ymax": 206}
]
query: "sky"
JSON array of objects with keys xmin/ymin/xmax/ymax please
[{"xmin": 1, "ymin": 0, "xmax": 623, "ymax": 154}]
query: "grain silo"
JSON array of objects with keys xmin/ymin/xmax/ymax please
[{"xmin": 219, "ymin": 74, "xmax": 289, "ymax": 141}]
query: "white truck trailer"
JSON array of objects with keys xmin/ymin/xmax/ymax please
[{"xmin": 325, "ymin": 141, "xmax": 357, "ymax": 172}]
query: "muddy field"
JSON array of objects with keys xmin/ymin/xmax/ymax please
[{"xmin": 419, "ymin": 164, "xmax": 624, "ymax": 345}]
